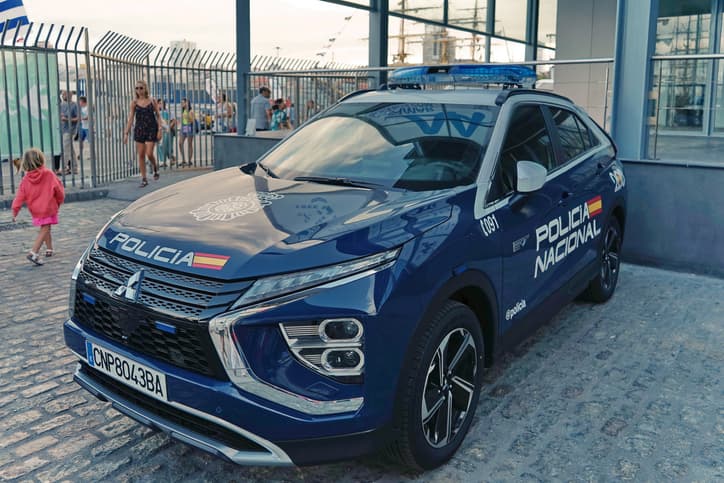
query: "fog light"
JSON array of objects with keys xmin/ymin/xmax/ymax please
[
  {"xmin": 322, "ymin": 348, "xmax": 364, "ymax": 372},
  {"xmin": 319, "ymin": 318, "xmax": 363, "ymax": 342}
]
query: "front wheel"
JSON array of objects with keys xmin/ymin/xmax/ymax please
[
  {"xmin": 385, "ymin": 301, "xmax": 485, "ymax": 470},
  {"xmin": 583, "ymin": 216, "xmax": 622, "ymax": 302}
]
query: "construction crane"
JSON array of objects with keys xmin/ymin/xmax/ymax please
[{"xmin": 315, "ymin": 14, "xmax": 353, "ymax": 66}]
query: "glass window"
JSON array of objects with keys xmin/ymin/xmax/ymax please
[
  {"xmin": 390, "ymin": 0, "xmax": 444, "ymax": 23},
  {"xmin": 549, "ymin": 107, "xmax": 597, "ymax": 165},
  {"xmin": 489, "ymin": 105, "xmax": 553, "ymax": 201},
  {"xmin": 260, "ymin": 102, "xmax": 499, "ymax": 191},
  {"xmin": 537, "ymin": 0, "xmax": 557, "ymax": 48},
  {"xmin": 494, "ymin": 0, "xmax": 528, "ymax": 41},
  {"xmin": 490, "ymin": 37, "xmax": 526, "ymax": 62},
  {"xmin": 448, "ymin": 0, "xmax": 488, "ymax": 33}
]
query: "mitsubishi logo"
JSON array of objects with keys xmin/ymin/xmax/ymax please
[{"xmin": 115, "ymin": 270, "xmax": 145, "ymax": 302}]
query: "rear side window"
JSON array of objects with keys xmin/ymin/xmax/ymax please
[
  {"xmin": 549, "ymin": 107, "xmax": 599, "ymax": 166},
  {"xmin": 488, "ymin": 105, "xmax": 554, "ymax": 202}
]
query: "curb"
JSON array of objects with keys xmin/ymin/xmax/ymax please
[{"xmin": 0, "ymin": 187, "xmax": 109, "ymax": 211}]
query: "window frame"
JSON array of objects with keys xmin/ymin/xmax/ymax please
[
  {"xmin": 543, "ymin": 105, "xmax": 602, "ymax": 172},
  {"xmin": 485, "ymin": 102, "xmax": 555, "ymax": 204}
]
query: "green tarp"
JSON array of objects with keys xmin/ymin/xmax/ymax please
[{"xmin": 0, "ymin": 49, "xmax": 61, "ymax": 159}]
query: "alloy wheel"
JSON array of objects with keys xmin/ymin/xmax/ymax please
[
  {"xmin": 421, "ymin": 327, "xmax": 477, "ymax": 448},
  {"xmin": 601, "ymin": 223, "xmax": 621, "ymax": 291}
]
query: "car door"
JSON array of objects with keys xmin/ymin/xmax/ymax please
[
  {"xmin": 484, "ymin": 103, "xmax": 575, "ymax": 332},
  {"xmin": 543, "ymin": 105, "xmax": 611, "ymax": 279}
]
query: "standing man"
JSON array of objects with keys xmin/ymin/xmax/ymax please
[
  {"xmin": 60, "ymin": 91, "xmax": 79, "ymax": 174},
  {"xmin": 250, "ymin": 86, "xmax": 271, "ymax": 132}
]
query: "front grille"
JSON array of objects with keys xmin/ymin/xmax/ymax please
[
  {"xmin": 74, "ymin": 291, "xmax": 223, "ymax": 377},
  {"xmin": 82, "ymin": 365, "xmax": 268, "ymax": 454},
  {"xmin": 74, "ymin": 247, "xmax": 254, "ymax": 378}
]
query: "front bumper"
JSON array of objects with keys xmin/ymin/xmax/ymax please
[
  {"xmin": 73, "ymin": 362, "xmax": 293, "ymax": 466},
  {"xmin": 64, "ymin": 319, "xmax": 388, "ymax": 465}
]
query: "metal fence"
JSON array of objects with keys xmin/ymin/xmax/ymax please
[
  {"xmin": 1, "ymin": 23, "xmax": 618, "ymax": 196},
  {"xmin": 0, "ymin": 24, "xmax": 366, "ymax": 196}
]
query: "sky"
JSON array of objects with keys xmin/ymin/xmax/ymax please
[{"xmin": 23, "ymin": 0, "xmax": 372, "ymax": 65}]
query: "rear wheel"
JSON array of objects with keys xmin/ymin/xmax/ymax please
[
  {"xmin": 583, "ymin": 216, "xmax": 622, "ymax": 302},
  {"xmin": 386, "ymin": 301, "xmax": 484, "ymax": 470}
]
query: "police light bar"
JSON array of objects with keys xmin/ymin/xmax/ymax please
[{"xmin": 388, "ymin": 64, "xmax": 537, "ymax": 88}]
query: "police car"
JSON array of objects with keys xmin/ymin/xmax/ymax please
[{"xmin": 64, "ymin": 65, "xmax": 626, "ymax": 470}]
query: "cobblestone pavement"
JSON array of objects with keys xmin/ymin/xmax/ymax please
[{"xmin": 0, "ymin": 180, "xmax": 722, "ymax": 481}]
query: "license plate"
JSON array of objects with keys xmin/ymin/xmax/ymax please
[{"xmin": 86, "ymin": 341, "xmax": 168, "ymax": 402}]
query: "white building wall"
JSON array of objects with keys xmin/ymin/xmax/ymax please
[{"xmin": 554, "ymin": 0, "xmax": 617, "ymax": 126}]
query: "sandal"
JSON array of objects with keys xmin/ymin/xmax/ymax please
[
  {"xmin": 27, "ymin": 252, "xmax": 44, "ymax": 266},
  {"xmin": 140, "ymin": 178, "xmax": 148, "ymax": 187},
  {"xmin": 153, "ymin": 171, "xmax": 159, "ymax": 181},
  {"xmin": 45, "ymin": 249, "xmax": 54, "ymax": 257}
]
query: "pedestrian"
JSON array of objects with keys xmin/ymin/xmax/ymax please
[
  {"xmin": 11, "ymin": 148, "xmax": 65, "ymax": 266},
  {"xmin": 270, "ymin": 98, "xmax": 291, "ymax": 131},
  {"xmin": 286, "ymin": 97, "xmax": 296, "ymax": 127},
  {"xmin": 156, "ymin": 99, "xmax": 175, "ymax": 167},
  {"xmin": 60, "ymin": 90, "xmax": 79, "ymax": 174},
  {"xmin": 305, "ymin": 99, "xmax": 319, "ymax": 122},
  {"xmin": 78, "ymin": 96, "xmax": 90, "ymax": 165},
  {"xmin": 250, "ymin": 86, "xmax": 271, "ymax": 131},
  {"xmin": 215, "ymin": 92, "xmax": 232, "ymax": 133},
  {"xmin": 123, "ymin": 80, "xmax": 162, "ymax": 187},
  {"xmin": 178, "ymin": 97, "xmax": 195, "ymax": 166}
]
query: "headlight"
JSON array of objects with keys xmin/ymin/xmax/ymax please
[
  {"xmin": 230, "ymin": 247, "xmax": 400, "ymax": 310},
  {"xmin": 69, "ymin": 210, "xmax": 124, "ymax": 319},
  {"xmin": 93, "ymin": 210, "xmax": 124, "ymax": 248},
  {"xmin": 69, "ymin": 241, "xmax": 93, "ymax": 319}
]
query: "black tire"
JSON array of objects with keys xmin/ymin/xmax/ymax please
[
  {"xmin": 385, "ymin": 300, "xmax": 485, "ymax": 471},
  {"xmin": 582, "ymin": 216, "xmax": 622, "ymax": 303}
]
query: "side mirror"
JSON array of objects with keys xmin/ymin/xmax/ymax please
[{"xmin": 516, "ymin": 161, "xmax": 547, "ymax": 193}]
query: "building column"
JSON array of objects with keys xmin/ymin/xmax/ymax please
[
  {"xmin": 610, "ymin": 0, "xmax": 658, "ymax": 159},
  {"xmin": 236, "ymin": 0, "xmax": 250, "ymax": 135},
  {"xmin": 369, "ymin": 0, "xmax": 389, "ymax": 86}
]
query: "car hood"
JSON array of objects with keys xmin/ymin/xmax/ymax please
[{"xmin": 97, "ymin": 167, "xmax": 454, "ymax": 279}]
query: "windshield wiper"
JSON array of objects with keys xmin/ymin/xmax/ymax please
[
  {"xmin": 293, "ymin": 176, "xmax": 383, "ymax": 189},
  {"xmin": 257, "ymin": 161, "xmax": 278, "ymax": 178}
]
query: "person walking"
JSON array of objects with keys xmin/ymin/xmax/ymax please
[
  {"xmin": 178, "ymin": 98, "xmax": 195, "ymax": 166},
  {"xmin": 60, "ymin": 90, "xmax": 78, "ymax": 174},
  {"xmin": 250, "ymin": 86, "xmax": 271, "ymax": 131},
  {"xmin": 215, "ymin": 92, "xmax": 232, "ymax": 133},
  {"xmin": 156, "ymin": 99, "xmax": 175, "ymax": 167},
  {"xmin": 11, "ymin": 148, "xmax": 65, "ymax": 266},
  {"xmin": 78, "ymin": 96, "xmax": 90, "ymax": 167},
  {"xmin": 123, "ymin": 80, "xmax": 161, "ymax": 187}
]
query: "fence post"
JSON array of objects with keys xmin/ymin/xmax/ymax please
[{"xmin": 84, "ymin": 28, "xmax": 97, "ymax": 188}]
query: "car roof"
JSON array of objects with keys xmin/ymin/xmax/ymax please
[
  {"xmin": 343, "ymin": 88, "xmax": 502, "ymax": 106},
  {"xmin": 342, "ymin": 87, "xmax": 574, "ymax": 108}
]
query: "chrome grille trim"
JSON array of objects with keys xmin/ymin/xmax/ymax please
[{"xmin": 90, "ymin": 248, "xmax": 226, "ymax": 289}]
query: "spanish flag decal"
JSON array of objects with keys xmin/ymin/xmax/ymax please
[
  {"xmin": 192, "ymin": 252, "xmax": 230, "ymax": 270},
  {"xmin": 587, "ymin": 195, "xmax": 603, "ymax": 217}
]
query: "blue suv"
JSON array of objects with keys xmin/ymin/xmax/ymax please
[{"xmin": 64, "ymin": 65, "xmax": 627, "ymax": 470}]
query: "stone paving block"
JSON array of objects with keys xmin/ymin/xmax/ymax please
[
  {"xmin": 13, "ymin": 435, "xmax": 58, "ymax": 457},
  {"xmin": 0, "ymin": 194, "xmax": 722, "ymax": 481},
  {"xmin": 0, "ymin": 456, "xmax": 49, "ymax": 480}
]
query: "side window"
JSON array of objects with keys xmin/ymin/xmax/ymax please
[
  {"xmin": 488, "ymin": 105, "xmax": 554, "ymax": 202},
  {"xmin": 549, "ymin": 107, "xmax": 599, "ymax": 167}
]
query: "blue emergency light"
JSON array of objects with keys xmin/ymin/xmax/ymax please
[{"xmin": 388, "ymin": 64, "xmax": 537, "ymax": 89}]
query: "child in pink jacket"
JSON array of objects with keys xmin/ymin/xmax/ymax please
[{"xmin": 12, "ymin": 148, "xmax": 65, "ymax": 265}]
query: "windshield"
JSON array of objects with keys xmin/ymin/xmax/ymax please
[{"xmin": 258, "ymin": 102, "xmax": 499, "ymax": 191}]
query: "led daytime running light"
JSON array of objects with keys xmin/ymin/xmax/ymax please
[{"xmin": 231, "ymin": 248, "xmax": 399, "ymax": 310}]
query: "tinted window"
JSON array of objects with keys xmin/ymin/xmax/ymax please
[
  {"xmin": 549, "ymin": 107, "xmax": 598, "ymax": 166},
  {"xmin": 260, "ymin": 102, "xmax": 499, "ymax": 191},
  {"xmin": 488, "ymin": 105, "xmax": 554, "ymax": 201}
]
